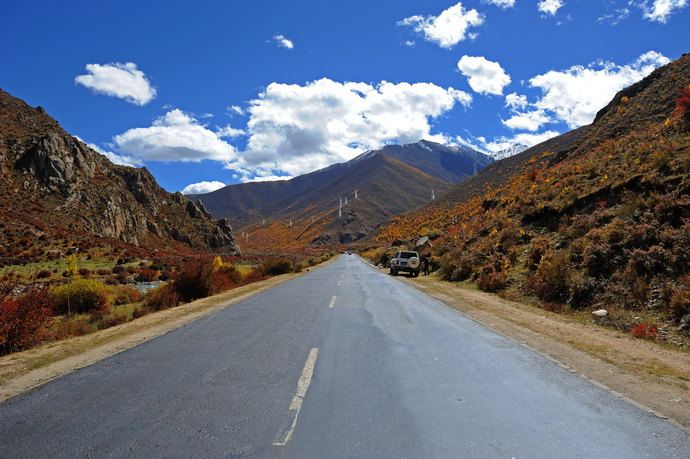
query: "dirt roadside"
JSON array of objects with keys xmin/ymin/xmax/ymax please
[
  {"xmin": 391, "ymin": 271, "xmax": 690, "ymax": 431},
  {"xmin": 0, "ymin": 266, "xmax": 324, "ymax": 402}
]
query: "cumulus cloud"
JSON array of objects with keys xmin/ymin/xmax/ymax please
[
  {"xmin": 538, "ymin": 0, "xmax": 564, "ymax": 15},
  {"xmin": 399, "ymin": 2, "xmax": 484, "ymax": 49},
  {"xmin": 239, "ymin": 78, "xmax": 472, "ymax": 176},
  {"xmin": 457, "ymin": 56, "xmax": 511, "ymax": 96},
  {"xmin": 641, "ymin": 0, "xmax": 688, "ymax": 22},
  {"xmin": 502, "ymin": 109, "xmax": 551, "ymax": 131},
  {"xmin": 75, "ymin": 62, "xmax": 156, "ymax": 105},
  {"xmin": 483, "ymin": 0, "xmax": 516, "ymax": 8},
  {"xmin": 505, "ymin": 93, "xmax": 528, "ymax": 111},
  {"xmin": 528, "ymin": 51, "xmax": 670, "ymax": 128},
  {"xmin": 273, "ymin": 34, "xmax": 294, "ymax": 49},
  {"xmin": 181, "ymin": 181, "xmax": 226, "ymax": 195},
  {"xmin": 114, "ymin": 109, "xmax": 237, "ymax": 162},
  {"xmin": 216, "ymin": 125, "xmax": 246, "ymax": 138}
]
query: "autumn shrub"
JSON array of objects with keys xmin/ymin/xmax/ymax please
[
  {"xmin": 529, "ymin": 251, "xmax": 572, "ymax": 303},
  {"xmin": 143, "ymin": 283, "xmax": 179, "ymax": 311},
  {"xmin": 526, "ymin": 237, "xmax": 551, "ymax": 270},
  {"xmin": 261, "ymin": 259, "xmax": 295, "ymax": 276},
  {"xmin": 651, "ymin": 151, "xmax": 670, "ymax": 170},
  {"xmin": 78, "ymin": 267, "xmax": 91, "ymax": 278},
  {"xmin": 583, "ymin": 242, "xmax": 615, "ymax": 278},
  {"xmin": 210, "ymin": 270, "xmax": 237, "ymax": 295},
  {"xmin": 567, "ymin": 272, "xmax": 598, "ymax": 309},
  {"xmin": 112, "ymin": 285, "xmax": 142, "ymax": 305},
  {"xmin": 669, "ymin": 288, "xmax": 690, "ymax": 320},
  {"xmin": 240, "ymin": 269, "xmax": 265, "ymax": 285},
  {"xmin": 477, "ymin": 269, "xmax": 508, "ymax": 293},
  {"xmin": 50, "ymin": 317, "xmax": 96, "ymax": 338},
  {"xmin": 103, "ymin": 314, "xmax": 129, "ymax": 328},
  {"xmin": 628, "ymin": 246, "xmax": 674, "ymax": 278},
  {"xmin": 630, "ymin": 323, "xmax": 658, "ymax": 340},
  {"xmin": 135, "ymin": 268, "xmax": 158, "ymax": 282},
  {"xmin": 36, "ymin": 270, "xmax": 51, "ymax": 279},
  {"xmin": 0, "ymin": 289, "xmax": 52, "ymax": 355},
  {"xmin": 132, "ymin": 306, "xmax": 150, "ymax": 319},
  {"xmin": 50, "ymin": 279, "xmax": 111, "ymax": 315},
  {"xmin": 173, "ymin": 259, "xmax": 214, "ymax": 302}
]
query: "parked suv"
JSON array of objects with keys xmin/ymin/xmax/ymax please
[{"xmin": 390, "ymin": 251, "xmax": 420, "ymax": 277}]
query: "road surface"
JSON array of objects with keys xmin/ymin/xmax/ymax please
[{"xmin": 1, "ymin": 255, "xmax": 688, "ymax": 457}]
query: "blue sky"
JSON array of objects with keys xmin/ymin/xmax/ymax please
[{"xmin": 1, "ymin": 0, "xmax": 688, "ymax": 193}]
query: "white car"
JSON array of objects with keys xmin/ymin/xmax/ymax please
[{"xmin": 389, "ymin": 251, "xmax": 420, "ymax": 277}]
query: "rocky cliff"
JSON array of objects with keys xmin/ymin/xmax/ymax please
[{"xmin": 0, "ymin": 89, "xmax": 239, "ymax": 259}]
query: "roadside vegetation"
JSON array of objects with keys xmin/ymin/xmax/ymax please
[
  {"xmin": 371, "ymin": 86, "xmax": 690, "ymax": 348},
  {"xmin": 0, "ymin": 252, "xmax": 333, "ymax": 356}
]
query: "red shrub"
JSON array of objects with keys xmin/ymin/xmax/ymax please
[
  {"xmin": 240, "ymin": 269, "xmax": 265, "ymax": 285},
  {"xmin": 144, "ymin": 283, "xmax": 179, "ymax": 311},
  {"xmin": 630, "ymin": 323, "xmax": 658, "ymax": 340},
  {"xmin": 135, "ymin": 268, "xmax": 158, "ymax": 282},
  {"xmin": 173, "ymin": 260, "xmax": 213, "ymax": 302},
  {"xmin": 672, "ymin": 85, "xmax": 690, "ymax": 123},
  {"xmin": 0, "ymin": 289, "xmax": 52, "ymax": 355}
]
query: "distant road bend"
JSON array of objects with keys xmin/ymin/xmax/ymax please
[{"xmin": 1, "ymin": 255, "xmax": 689, "ymax": 457}]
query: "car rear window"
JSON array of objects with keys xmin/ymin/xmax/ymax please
[{"xmin": 400, "ymin": 252, "xmax": 417, "ymax": 259}]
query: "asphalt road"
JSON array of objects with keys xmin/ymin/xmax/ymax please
[{"xmin": 1, "ymin": 255, "xmax": 689, "ymax": 458}]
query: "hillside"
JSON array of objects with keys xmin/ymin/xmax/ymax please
[
  {"xmin": 374, "ymin": 53, "xmax": 690, "ymax": 332},
  {"xmin": 0, "ymin": 89, "xmax": 240, "ymax": 265},
  {"xmin": 193, "ymin": 140, "xmax": 493, "ymax": 247}
]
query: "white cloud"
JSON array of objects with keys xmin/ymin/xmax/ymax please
[
  {"xmin": 181, "ymin": 181, "xmax": 226, "ymax": 195},
  {"xmin": 75, "ymin": 62, "xmax": 156, "ymax": 105},
  {"xmin": 502, "ymin": 109, "xmax": 551, "ymax": 131},
  {"xmin": 641, "ymin": 0, "xmax": 687, "ymax": 22},
  {"xmin": 457, "ymin": 56, "xmax": 511, "ymax": 96},
  {"xmin": 505, "ymin": 92, "xmax": 528, "ymax": 111},
  {"xmin": 598, "ymin": 7, "xmax": 630, "ymax": 25},
  {"xmin": 538, "ymin": 0, "xmax": 564, "ymax": 15},
  {"xmin": 238, "ymin": 78, "xmax": 472, "ymax": 176},
  {"xmin": 236, "ymin": 169, "xmax": 293, "ymax": 183},
  {"xmin": 527, "ymin": 51, "xmax": 670, "ymax": 128},
  {"xmin": 399, "ymin": 2, "xmax": 484, "ymax": 49},
  {"xmin": 216, "ymin": 125, "xmax": 246, "ymax": 138},
  {"xmin": 113, "ymin": 109, "xmax": 237, "ymax": 162},
  {"xmin": 483, "ymin": 0, "xmax": 516, "ymax": 8},
  {"xmin": 403, "ymin": 40, "xmax": 416, "ymax": 47},
  {"xmin": 273, "ymin": 34, "xmax": 294, "ymax": 49},
  {"xmin": 229, "ymin": 105, "xmax": 245, "ymax": 115}
]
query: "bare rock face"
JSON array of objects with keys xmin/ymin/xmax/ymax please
[
  {"xmin": 0, "ymin": 88, "xmax": 241, "ymax": 256},
  {"xmin": 15, "ymin": 133, "xmax": 94, "ymax": 191}
]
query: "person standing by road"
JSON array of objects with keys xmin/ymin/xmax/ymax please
[{"xmin": 422, "ymin": 254, "xmax": 430, "ymax": 276}]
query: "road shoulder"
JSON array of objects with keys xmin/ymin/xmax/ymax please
[
  {"xmin": 0, "ymin": 267, "xmax": 321, "ymax": 402},
  {"xmin": 389, "ymin": 270, "xmax": 690, "ymax": 431}
]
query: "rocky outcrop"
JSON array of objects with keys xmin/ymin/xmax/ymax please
[
  {"xmin": 0, "ymin": 88, "xmax": 240, "ymax": 256},
  {"xmin": 15, "ymin": 133, "xmax": 94, "ymax": 191}
]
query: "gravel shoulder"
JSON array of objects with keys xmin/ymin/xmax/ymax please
[
  {"xmin": 0, "ymin": 270, "xmax": 312, "ymax": 402},
  {"xmin": 392, "ymin": 270, "xmax": 690, "ymax": 430}
]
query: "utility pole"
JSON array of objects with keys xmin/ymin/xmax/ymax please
[
  {"xmin": 344, "ymin": 196, "xmax": 348, "ymax": 205},
  {"xmin": 354, "ymin": 189, "xmax": 358, "ymax": 199},
  {"xmin": 338, "ymin": 197, "xmax": 342, "ymax": 218}
]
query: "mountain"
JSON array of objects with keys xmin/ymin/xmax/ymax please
[
  {"xmin": 0, "ymin": 89, "xmax": 240, "ymax": 264},
  {"xmin": 192, "ymin": 140, "xmax": 493, "ymax": 246},
  {"xmin": 491, "ymin": 143, "xmax": 528, "ymax": 161},
  {"xmin": 376, "ymin": 53, "xmax": 690, "ymax": 327}
]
